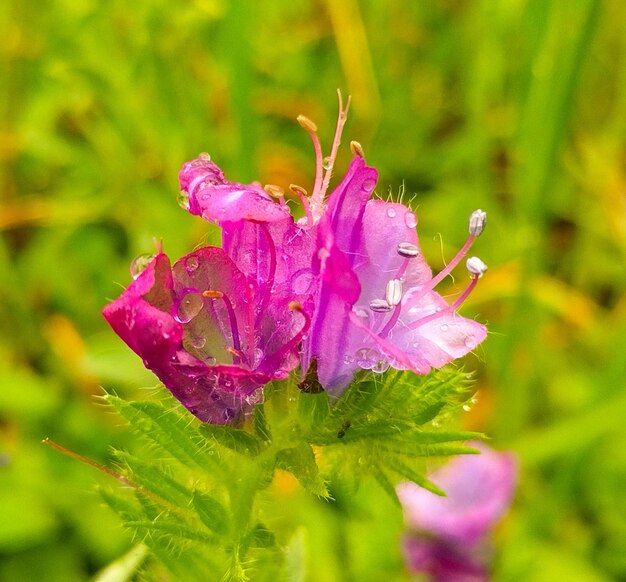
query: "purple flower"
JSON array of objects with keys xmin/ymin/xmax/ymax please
[
  {"xmin": 178, "ymin": 93, "xmax": 489, "ymax": 396},
  {"xmin": 397, "ymin": 442, "xmax": 517, "ymax": 580},
  {"xmin": 102, "ymin": 247, "xmax": 309, "ymax": 424},
  {"xmin": 303, "ymin": 152, "xmax": 488, "ymax": 395}
]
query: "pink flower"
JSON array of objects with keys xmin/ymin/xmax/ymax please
[
  {"xmin": 397, "ymin": 442, "xmax": 518, "ymax": 580},
  {"xmin": 102, "ymin": 247, "xmax": 308, "ymax": 424},
  {"xmin": 177, "ymin": 93, "xmax": 490, "ymax": 397}
]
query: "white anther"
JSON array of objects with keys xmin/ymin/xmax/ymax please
[
  {"xmin": 466, "ymin": 256, "xmax": 488, "ymax": 277},
  {"xmin": 385, "ymin": 279, "xmax": 403, "ymax": 307},
  {"xmin": 397, "ymin": 242, "xmax": 419, "ymax": 258},
  {"xmin": 369, "ymin": 299, "xmax": 393, "ymax": 313},
  {"xmin": 469, "ymin": 209, "xmax": 487, "ymax": 236}
]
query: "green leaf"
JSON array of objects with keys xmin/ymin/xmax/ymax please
[
  {"xmin": 244, "ymin": 523, "xmax": 276, "ymax": 549},
  {"xmin": 192, "ymin": 491, "xmax": 230, "ymax": 536},
  {"xmin": 298, "ymin": 391, "xmax": 330, "ymax": 432},
  {"xmin": 386, "ymin": 458, "xmax": 446, "ymax": 497},
  {"xmin": 253, "ymin": 404, "xmax": 272, "ymax": 441},
  {"xmin": 115, "ymin": 452, "xmax": 192, "ymax": 507},
  {"xmin": 199, "ymin": 424, "xmax": 263, "ymax": 456},
  {"xmin": 276, "ymin": 444, "xmax": 329, "ymax": 498},
  {"xmin": 370, "ymin": 464, "xmax": 400, "ymax": 506},
  {"xmin": 105, "ymin": 395, "xmax": 214, "ymax": 470}
]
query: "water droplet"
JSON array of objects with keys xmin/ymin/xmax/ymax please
[
  {"xmin": 176, "ymin": 292, "xmax": 204, "ymax": 323},
  {"xmin": 253, "ymin": 348, "xmax": 264, "ymax": 366},
  {"xmin": 404, "ymin": 211, "xmax": 417, "ymax": 228},
  {"xmin": 371, "ymin": 360, "xmax": 390, "ymax": 374},
  {"xmin": 343, "ymin": 354, "xmax": 354, "ymax": 365},
  {"xmin": 206, "ymin": 356, "xmax": 217, "ymax": 366},
  {"xmin": 186, "ymin": 256, "xmax": 199, "ymax": 273},
  {"xmin": 464, "ymin": 335, "xmax": 476, "ymax": 349},
  {"xmin": 130, "ymin": 253, "xmax": 155, "ymax": 279},
  {"xmin": 386, "ymin": 207, "xmax": 396, "ymax": 218},
  {"xmin": 191, "ymin": 336, "xmax": 206, "ymax": 349},
  {"xmin": 358, "ymin": 457, "xmax": 365, "ymax": 465},
  {"xmin": 291, "ymin": 269, "xmax": 315, "ymax": 294},
  {"xmin": 177, "ymin": 190, "xmax": 190, "ymax": 210},
  {"xmin": 199, "ymin": 152, "xmax": 211, "ymax": 160},
  {"xmin": 362, "ymin": 179, "xmax": 376, "ymax": 193},
  {"xmin": 322, "ymin": 156, "xmax": 332, "ymax": 170},
  {"xmin": 355, "ymin": 347, "xmax": 378, "ymax": 370},
  {"xmin": 440, "ymin": 323, "xmax": 449, "ymax": 332},
  {"xmin": 462, "ymin": 404, "xmax": 472, "ymax": 412}
]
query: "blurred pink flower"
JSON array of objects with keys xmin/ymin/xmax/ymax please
[{"xmin": 397, "ymin": 442, "xmax": 517, "ymax": 580}]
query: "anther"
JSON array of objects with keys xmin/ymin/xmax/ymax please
[
  {"xmin": 397, "ymin": 242, "xmax": 419, "ymax": 258},
  {"xmin": 350, "ymin": 140, "xmax": 365, "ymax": 158},
  {"xmin": 468, "ymin": 209, "xmax": 487, "ymax": 236},
  {"xmin": 466, "ymin": 256, "xmax": 488, "ymax": 278},
  {"xmin": 385, "ymin": 279, "xmax": 403, "ymax": 307},
  {"xmin": 289, "ymin": 301, "xmax": 303, "ymax": 311},
  {"xmin": 203, "ymin": 290, "xmax": 223, "ymax": 299},
  {"xmin": 297, "ymin": 115, "xmax": 318, "ymax": 133},
  {"xmin": 264, "ymin": 184, "xmax": 285, "ymax": 198},
  {"xmin": 289, "ymin": 184, "xmax": 308, "ymax": 197},
  {"xmin": 369, "ymin": 299, "xmax": 393, "ymax": 313}
]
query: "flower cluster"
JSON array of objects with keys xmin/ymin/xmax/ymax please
[
  {"xmin": 103, "ymin": 94, "xmax": 489, "ymax": 423},
  {"xmin": 397, "ymin": 442, "xmax": 517, "ymax": 581}
]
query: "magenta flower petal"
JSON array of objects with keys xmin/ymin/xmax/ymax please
[
  {"xmin": 402, "ymin": 536, "xmax": 489, "ymax": 582},
  {"xmin": 103, "ymin": 248, "xmax": 308, "ymax": 423},
  {"xmin": 397, "ymin": 442, "xmax": 518, "ymax": 546},
  {"xmin": 179, "ymin": 156, "xmax": 290, "ymax": 223}
]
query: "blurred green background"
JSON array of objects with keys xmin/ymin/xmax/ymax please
[{"xmin": 1, "ymin": 0, "xmax": 625, "ymax": 580}]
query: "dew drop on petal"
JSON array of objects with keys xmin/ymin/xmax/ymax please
[
  {"xmin": 371, "ymin": 360, "xmax": 390, "ymax": 374},
  {"xmin": 464, "ymin": 335, "xmax": 476, "ymax": 349},
  {"xmin": 177, "ymin": 190, "xmax": 190, "ymax": 210},
  {"xmin": 355, "ymin": 347, "xmax": 378, "ymax": 370},
  {"xmin": 191, "ymin": 336, "xmax": 206, "ymax": 349},
  {"xmin": 404, "ymin": 211, "xmax": 417, "ymax": 228},
  {"xmin": 440, "ymin": 323, "xmax": 449, "ymax": 332},
  {"xmin": 186, "ymin": 256, "xmax": 199, "ymax": 273},
  {"xmin": 343, "ymin": 354, "xmax": 354, "ymax": 365},
  {"xmin": 362, "ymin": 179, "xmax": 376, "ymax": 194},
  {"xmin": 130, "ymin": 253, "xmax": 155, "ymax": 279},
  {"xmin": 291, "ymin": 269, "xmax": 315, "ymax": 295},
  {"xmin": 176, "ymin": 292, "xmax": 204, "ymax": 323},
  {"xmin": 387, "ymin": 207, "xmax": 396, "ymax": 218},
  {"xmin": 206, "ymin": 356, "xmax": 217, "ymax": 366}
]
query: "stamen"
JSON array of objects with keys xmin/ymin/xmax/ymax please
[
  {"xmin": 466, "ymin": 256, "xmax": 488, "ymax": 277},
  {"xmin": 468, "ymin": 209, "xmax": 487, "ymax": 236},
  {"xmin": 403, "ymin": 210, "xmax": 486, "ymax": 313},
  {"xmin": 385, "ymin": 279, "xmax": 403, "ymax": 307},
  {"xmin": 290, "ymin": 184, "xmax": 313, "ymax": 226},
  {"xmin": 297, "ymin": 114, "xmax": 324, "ymax": 217},
  {"xmin": 405, "ymin": 262, "xmax": 486, "ymax": 332},
  {"xmin": 350, "ymin": 140, "xmax": 364, "ymax": 158},
  {"xmin": 369, "ymin": 299, "xmax": 393, "ymax": 312},
  {"xmin": 397, "ymin": 242, "xmax": 419, "ymax": 258},
  {"xmin": 203, "ymin": 289, "xmax": 242, "ymax": 362},
  {"xmin": 348, "ymin": 311, "xmax": 427, "ymax": 374},
  {"xmin": 264, "ymin": 184, "xmax": 285, "ymax": 198},
  {"xmin": 258, "ymin": 222, "xmax": 277, "ymax": 294}
]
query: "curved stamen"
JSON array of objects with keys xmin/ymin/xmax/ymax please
[
  {"xmin": 203, "ymin": 290, "xmax": 242, "ymax": 363},
  {"xmin": 257, "ymin": 222, "xmax": 277, "ymax": 294},
  {"xmin": 297, "ymin": 114, "xmax": 324, "ymax": 217},
  {"xmin": 348, "ymin": 311, "xmax": 428, "ymax": 374},
  {"xmin": 405, "ymin": 272, "xmax": 481, "ymax": 332},
  {"xmin": 290, "ymin": 184, "xmax": 313, "ymax": 226}
]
